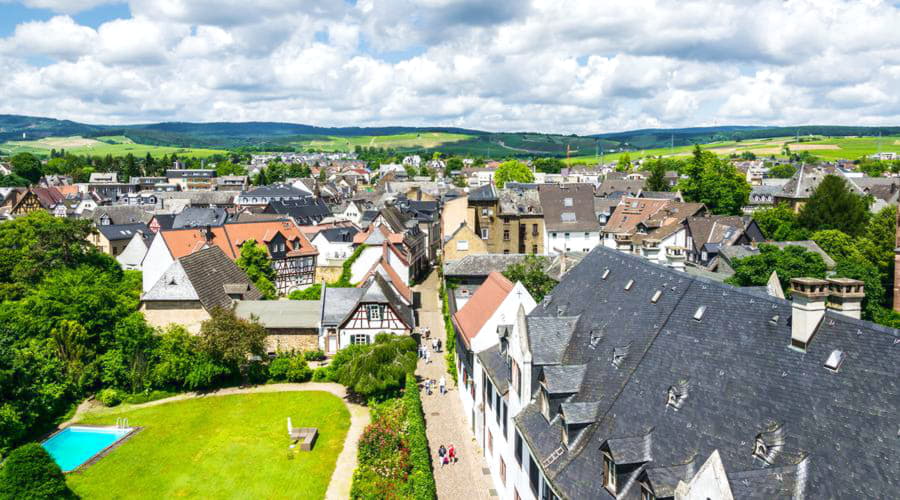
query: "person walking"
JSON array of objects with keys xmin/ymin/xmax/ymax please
[
  {"xmin": 439, "ymin": 375, "xmax": 446, "ymax": 395},
  {"xmin": 448, "ymin": 444, "xmax": 456, "ymax": 464},
  {"xmin": 438, "ymin": 444, "xmax": 447, "ymax": 467},
  {"xmin": 425, "ymin": 347, "xmax": 431, "ymax": 364},
  {"xmin": 437, "ymin": 338, "xmax": 442, "ymax": 352}
]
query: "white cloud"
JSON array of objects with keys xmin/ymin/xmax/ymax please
[
  {"xmin": 3, "ymin": 0, "xmax": 900, "ymax": 131},
  {"xmin": 18, "ymin": 0, "xmax": 123, "ymax": 14}
]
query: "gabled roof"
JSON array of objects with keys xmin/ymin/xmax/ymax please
[
  {"xmin": 443, "ymin": 254, "xmax": 530, "ymax": 277},
  {"xmin": 172, "ymin": 207, "xmax": 229, "ymax": 229},
  {"xmin": 539, "ymin": 183, "xmax": 601, "ymax": 232},
  {"xmin": 265, "ymin": 198, "xmax": 332, "ymax": 224},
  {"xmin": 452, "ymin": 272, "xmax": 514, "ymax": 346},
  {"xmin": 142, "ymin": 246, "xmax": 262, "ymax": 310},
  {"xmin": 603, "ymin": 196, "xmax": 671, "ymax": 234},
  {"xmin": 159, "ymin": 220, "xmax": 318, "ymax": 260},
  {"xmin": 86, "ymin": 205, "xmax": 153, "ymax": 225},
  {"xmin": 234, "ymin": 300, "xmax": 319, "ymax": 329},
  {"xmin": 98, "ymin": 223, "xmax": 150, "ymax": 242},
  {"xmin": 357, "ymin": 256, "xmax": 412, "ymax": 303}
]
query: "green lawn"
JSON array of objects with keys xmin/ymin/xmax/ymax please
[
  {"xmin": 67, "ymin": 391, "xmax": 350, "ymax": 499},
  {"xmin": 292, "ymin": 132, "xmax": 472, "ymax": 152},
  {"xmin": 0, "ymin": 135, "xmax": 225, "ymax": 158}
]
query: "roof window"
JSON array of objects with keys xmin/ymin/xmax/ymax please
[
  {"xmin": 624, "ymin": 280, "xmax": 634, "ymax": 291},
  {"xmin": 651, "ymin": 290, "xmax": 662, "ymax": 303},
  {"xmin": 602, "ymin": 269, "xmax": 610, "ymax": 280},
  {"xmin": 824, "ymin": 350, "xmax": 846, "ymax": 372},
  {"xmin": 693, "ymin": 305, "xmax": 706, "ymax": 321}
]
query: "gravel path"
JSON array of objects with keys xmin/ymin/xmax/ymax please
[
  {"xmin": 67, "ymin": 382, "xmax": 369, "ymax": 500},
  {"xmin": 414, "ymin": 271, "xmax": 495, "ymax": 499}
]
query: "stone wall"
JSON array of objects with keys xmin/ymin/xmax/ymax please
[
  {"xmin": 140, "ymin": 301, "xmax": 210, "ymax": 334},
  {"xmin": 265, "ymin": 329, "xmax": 320, "ymax": 354}
]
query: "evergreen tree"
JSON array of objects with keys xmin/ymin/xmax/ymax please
[{"xmin": 797, "ymin": 175, "xmax": 870, "ymax": 236}]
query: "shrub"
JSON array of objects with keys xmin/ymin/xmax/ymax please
[
  {"xmin": 97, "ymin": 388, "xmax": 122, "ymax": 407},
  {"xmin": 268, "ymin": 354, "xmax": 312, "ymax": 383},
  {"xmin": 311, "ymin": 367, "xmax": 328, "ymax": 382},
  {"xmin": 403, "ymin": 374, "xmax": 436, "ymax": 499},
  {"xmin": 303, "ymin": 349, "xmax": 326, "ymax": 362},
  {"xmin": 288, "ymin": 284, "xmax": 321, "ymax": 301},
  {"xmin": 0, "ymin": 443, "xmax": 76, "ymax": 499}
]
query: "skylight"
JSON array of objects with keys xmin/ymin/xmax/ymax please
[
  {"xmin": 651, "ymin": 290, "xmax": 662, "ymax": 303},
  {"xmin": 693, "ymin": 305, "xmax": 706, "ymax": 321},
  {"xmin": 602, "ymin": 269, "xmax": 610, "ymax": 280},
  {"xmin": 824, "ymin": 350, "xmax": 846, "ymax": 372},
  {"xmin": 624, "ymin": 280, "xmax": 634, "ymax": 291}
]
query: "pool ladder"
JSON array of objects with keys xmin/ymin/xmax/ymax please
[{"xmin": 116, "ymin": 418, "xmax": 129, "ymax": 429}]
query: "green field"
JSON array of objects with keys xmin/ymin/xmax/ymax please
[
  {"xmin": 67, "ymin": 391, "xmax": 350, "ymax": 499},
  {"xmin": 0, "ymin": 135, "xmax": 225, "ymax": 158},
  {"xmin": 563, "ymin": 136, "xmax": 900, "ymax": 164},
  {"xmin": 292, "ymin": 132, "xmax": 472, "ymax": 152}
]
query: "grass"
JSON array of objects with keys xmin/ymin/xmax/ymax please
[
  {"xmin": 67, "ymin": 391, "xmax": 350, "ymax": 499},
  {"xmin": 563, "ymin": 135, "xmax": 900, "ymax": 164},
  {"xmin": 0, "ymin": 135, "xmax": 225, "ymax": 158},
  {"xmin": 291, "ymin": 132, "xmax": 472, "ymax": 152}
]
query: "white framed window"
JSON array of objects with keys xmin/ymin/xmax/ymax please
[
  {"xmin": 603, "ymin": 452, "xmax": 617, "ymax": 493},
  {"xmin": 457, "ymin": 240, "xmax": 469, "ymax": 251},
  {"xmin": 367, "ymin": 304, "xmax": 383, "ymax": 321},
  {"xmin": 351, "ymin": 334, "xmax": 370, "ymax": 345},
  {"xmin": 563, "ymin": 197, "xmax": 573, "ymax": 207},
  {"xmin": 481, "ymin": 228, "xmax": 489, "ymax": 239},
  {"xmin": 481, "ymin": 208, "xmax": 489, "ymax": 216}
]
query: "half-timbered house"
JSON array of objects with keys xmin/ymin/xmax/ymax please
[{"xmin": 320, "ymin": 273, "xmax": 414, "ymax": 354}]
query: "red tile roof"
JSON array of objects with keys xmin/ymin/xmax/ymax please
[
  {"xmin": 160, "ymin": 220, "xmax": 318, "ymax": 261},
  {"xmin": 452, "ymin": 272, "xmax": 514, "ymax": 348},
  {"xmin": 357, "ymin": 256, "xmax": 412, "ymax": 303}
]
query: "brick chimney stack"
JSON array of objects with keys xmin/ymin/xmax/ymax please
[{"xmin": 894, "ymin": 207, "xmax": 900, "ymax": 311}]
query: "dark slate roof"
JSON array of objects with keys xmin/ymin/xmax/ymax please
[
  {"xmin": 560, "ymin": 402, "xmax": 600, "ymax": 425},
  {"xmin": 514, "ymin": 245, "xmax": 899, "ymax": 499},
  {"xmin": 165, "ymin": 169, "xmax": 216, "ymax": 179},
  {"xmin": 172, "ymin": 207, "xmax": 229, "ymax": 229},
  {"xmin": 179, "ymin": 246, "xmax": 262, "ymax": 310},
  {"xmin": 542, "ymin": 364, "xmax": 586, "ymax": 394},
  {"xmin": 241, "ymin": 183, "xmax": 308, "ymax": 197},
  {"xmin": 266, "ymin": 198, "xmax": 332, "ymax": 225},
  {"xmin": 527, "ymin": 316, "xmax": 579, "ymax": 365},
  {"xmin": 444, "ymin": 254, "xmax": 529, "ymax": 277},
  {"xmin": 477, "ymin": 344, "xmax": 510, "ymax": 395},
  {"xmin": 153, "ymin": 214, "xmax": 177, "ymax": 231},
  {"xmin": 97, "ymin": 223, "xmax": 149, "ymax": 241},
  {"xmin": 468, "ymin": 183, "xmax": 498, "ymax": 202},
  {"xmin": 86, "ymin": 205, "xmax": 153, "ymax": 225},
  {"xmin": 317, "ymin": 226, "xmax": 359, "ymax": 242}
]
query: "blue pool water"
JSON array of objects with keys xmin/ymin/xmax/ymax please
[{"xmin": 42, "ymin": 426, "xmax": 131, "ymax": 472}]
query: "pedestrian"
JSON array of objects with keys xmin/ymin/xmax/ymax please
[
  {"xmin": 439, "ymin": 375, "xmax": 446, "ymax": 395},
  {"xmin": 437, "ymin": 338, "xmax": 442, "ymax": 352},
  {"xmin": 425, "ymin": 347, "xmax": 431, "ymax": 364},
  {"xmin": 438, "ymin": 444, "xmax": 446, "ymax": 467},
  {"xmin": 426, "ymin": 379, "xmax": 432, "ymax": 396},
  {"xmin": 442, "ymin": 454, "xmax": 450, "ymax": 467},
  {"xmin": 448, "ymin": 444, "xmax": 456, "ymax": 463}
]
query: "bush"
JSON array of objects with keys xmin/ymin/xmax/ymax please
[
  {"xmin": 311, "ymin": 367, "xmax": 328, "ymax": 382},
  {"xmin": 288, "ymin": 284, "xmax": 321, "ymax": 301},
  {"xmin": 97, "ymin": 388, "xmax": 122, "ymax": 407},
  {"xmin": 303, "ymin": 349, "xmax": 326, "ymax": 362},
  {"xmin": 0, "ymin": 443, "xmax": 76, "ymax": 499},
  {"xmin": 268, "ymin": 354, "xmax": 312, "ymax": 383}
]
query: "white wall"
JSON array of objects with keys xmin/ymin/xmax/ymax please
[
  {"xmin": 350, "ymin": 246, "xmax": 383, "ymax": 283},
  {"xmin": 141, "ymin": 235, "xmax": 175, "ymax": 292},
  {"xmin": 311, "ymin": 233, "xmax": 353, "ymax": 260},
  {"xmin": 545, "ymin": 230, "xmax": 601, "ymax": 255}
]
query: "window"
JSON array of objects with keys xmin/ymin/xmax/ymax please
[
  {"xmin": 481, "ymin": 228, "xmax": 489, "ymax": 239},
  {"xmin": 511, "ymin": 361, "xmax": 521, "ymax": 394},
  {"xmin": 551, "ymin": 232, "xmax": 557, "ymax": 238},
  {"xmin": 351, "ymin": 334, "xmax": 370, "ymax": 345},
  {"xmin": 532, "ymin": 224, "xmax": 539, "ymax": 236},
  {"xmin": 584, "ymin": 232, "xmax": 590, "ymax": 238},
  {"xmin": 504, "ymin": 249, "xmax": 510, "ymax": 254},
  {"xmin": 564, "ymin": 232, "xmax": 570, "ymax": 239},
  {"xmin": 564, "ymin": 197, "xmax": 573, "ymax": 207},
  {"xmin": 641, "ymin": 483, "xmax": 655, "ymax": 500},
  {"xmin": 367, "ymin": 304, "xmax": 383, "ymax": 321},
  {"xmin": 515, "ymin": 432, "xmax": 523, "ymax": 466},
  {"xmin": 503, "ymin": 229, "xmax": 510, "ymax": 241},
  {"xmin": 457, "ymin": 239, "xmax": 469, "ymax": 251},
  {"xmin": 487, "ymin": 430, "xmax": 493, "ymax": 455},
  {"xmin": 529, "ymin": 454, "xmax": 540, "ymax": 495},
  {"xmin": 603, "ymin": 452, "xmax": 617, "ymax": 493},
  {"xmin": 481, "ymin": 208, "xmax": 488, "ymax": 216},
  {"xmin": 532, "ymin": 244, "xmax": 538, "ymax": 254},
  {"xmin": 500, "ymin": 458, "xmax": 507, "ymax": 485}
]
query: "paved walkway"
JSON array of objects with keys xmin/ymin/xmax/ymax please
[
  {"xmin": 67, "ymin": 382, "xmax": 369, "ymax": 500},
  {"xmin": 414, "ymin": 271, "xmax": 494, "ymax": 499}
]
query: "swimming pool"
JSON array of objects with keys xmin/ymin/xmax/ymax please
[{"xmin": 42, "ymin": 426, "xmax": 133, "ymax": 472}]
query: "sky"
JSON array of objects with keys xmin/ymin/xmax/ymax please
[{"xmin": 0, "ymin": 0, "xmax": 899, "ymax": 134}]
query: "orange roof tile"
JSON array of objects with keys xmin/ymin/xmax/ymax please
[
  {"xmin": 160, "ymin": 220, "xmax": 318, "ymax": 261},
  {"xmin": 452, "ymin": 272, "xmax": 514, "ymax": 347},
  {"xmin": 357, "ymin": 257, "xmax": 412, "ymax": 303},
  {"xmin": 603, "ymin": 196, "xmax": 671, "ymax": 234}
]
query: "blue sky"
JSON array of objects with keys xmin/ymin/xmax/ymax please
[{"xmin": 0, "ymin": 0, "xmax": 899, "ymax": 133}]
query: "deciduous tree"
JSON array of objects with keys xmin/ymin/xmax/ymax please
[
  {"xmin": 494, "ymin": 160, "xmax": 534, "ymax": 187},
  {"xmin": 502, "ymin": 254, "xmax": 556, "ymax": 302}
]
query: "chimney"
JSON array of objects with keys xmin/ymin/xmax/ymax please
[
  {"xmin": 789, "ymin": 278, "xmax": 829, "ymax": 350},
  {"xmin": 827, "ymin": 278, "xmax": 864, "ymax": 320},
  {"xmin": 204, "ymin": 225, "xmax": 214, "ymax": 243},
  {"xmin": 665, "ymin": 245, "xmax": 686, "ymax": 272}
]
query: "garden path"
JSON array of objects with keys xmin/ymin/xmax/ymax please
[
  {"xmin": 67, "ymin": 382, "xmax": 369, "ymax": 500},
  {"xmin": 414, "ymin": 271, "xmax": 495, "ymax": 499}
]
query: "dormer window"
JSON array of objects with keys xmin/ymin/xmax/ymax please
[
  {"xmin": 624, "ymin": 280, "xmax": 634, "ymax": 291},
  {"xmin": 753, "ymin": 437, "xmax": 768, "ymax": 461},
  {"xmin": 602, "ymin": 452, "xmax": 617, "ymax": 493},
  {"xmin": 602, "ymin": 269, "xmax": 610, "ymax": 280},
  {"xmin": 640, "ymin": 482, "xmax": 656, "ymax": 500}
]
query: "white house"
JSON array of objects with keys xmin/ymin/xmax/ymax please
[
  {"xmin": 451, "ymin": 272, "xmax": 536, "ymax": 450},
  {"xmin": 310, "ymin": 226, "xmax": 359, "ymax": 261}
]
